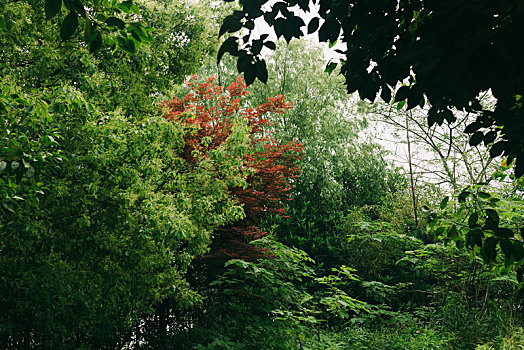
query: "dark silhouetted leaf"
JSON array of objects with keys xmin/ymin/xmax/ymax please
[
  {"xmin": 407, "ymin": 86, "xmax": 422, "ymax": 110},
  {"xmin": 458, "ymin": 190, "xmax": 470, "ymax": 203},
  {"xmin": 428, "ymin": 108, "xmax": 444, "ymax": 127},
  {"xmin": 395, "ymin": 85, "xmax": 410, "ymax": 102},
  {"xmin": 245, "ymin": 20, "xmax": 255, "ymax": 30},
  {"xmin": 244, "ymin": 65, "xmax": 256, "ymax": 85},
  {"xmin": 478, "ymin": 191, "xmax": 491, "ymax": 199},
  {"xmin": 70, "ymin": 0, "xmax": 85, "ymax": 17},
  {"xmin": 469, "ymin": 131, "xmax": 484, "ymax": 146},
  {"xmin": 495, "ymin": 228, "xmax": 514, "ymax": 238},
  {"xmin": 442, "ymin": 109, "xmax": 456, "ymax": 123},
  {"xmin": 220, "ymin": 14, "xmax": 243, "ymax": 37},
  {"xmin": 500, "ymin": 239, "xmax": 513, "ymax": 258},
  {"xmin": 45, "ymin": 0, "xmax": 62, "ymax": 19},
  {"xmin": 264, "ymin": 41, "xmax": 276, "ymax": 50},
  {"xmin": 447, "ymin": 224, "xmax": 458, "ymax": 239},
  {"xmin": 318, "ymin": 17, "xmax": 340, "ymax": 44},
  {"xmin": 489, "ymin": 141, "xmax": 506, "ymax": 158},
  {"xmin": 483, "ymin": 130, "xmax": 497, "ymax": 145},
  {"xmin": 122, "ymin": 38, "xmax": 136, "ymax": 53},
  {"xmin": 251, "ymin": 40, "xmax": 263, "ymax": 55},
  {"xmin": 89, "ymin": 30, "xmax": 102, "ymax": 53},
  {"xmin": 464, "ymin": 122, "xmax": 481, "ymax": 133},
  {"xmin": 60, "ymin": 12, "xmax": 78, "ymax": 40},
  {"xmin": 255, "ymin": 59, "xmax": 268, "ymax": 84},
  {"xmin": 237, "ymin": 54, "xmax": 252, "ymax": 73},
  {"xmin": 468, "ymin": 212, "xmax": 478, "ymax": 228},
  {"xmin": 514, "ymin": 243, "xmax": 524, "ymax": 261},
  {"xmin": 217, "ymin": 37, "xmax": 239, "ymax": 64},
  {"xmin": 308, "ymin": 17, "xmax": 320, "ymax": 34},
  {"xmin": 466, "ymin": 229, "xmax": 483, "ymax": 248},
  {"xmin": 380, "ymin": 86, "xmax": 391, "ymax": 102},
  {"xmin": 484, "ymin": 208, "xmax": 499, "ymax": 229},
  {"xmin": 480, "ymin": 237, "xmax": 497, "ymax": 261},
  {"xmin": 516, "ymin": 155, "xmax": 524, "ymax": 178}
]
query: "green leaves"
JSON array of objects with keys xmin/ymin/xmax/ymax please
[
  {"xmin": 324, "ymin": 61, "xmax": 337, "ymax": 75},
  {"xmin": 436, "ymin": 185, "xmax": 524, "ymax": 272},
  {"xmin": 45, "ymin": 0, "xmax": 62, "ymax": 19},
  {"xmin": 60, "ymin": 12, "xmax": 78, "ymax": 40},
  {"xmin": 440, "ymin": 196, "xmax": 449, "ymax": 209},
  {"xmin": 105, "ymin": 17, "xmax": 126, "ymax": 30},
  {"xmin": 40, "ymin": 0, "xmax": 155, "ymax": 54}
]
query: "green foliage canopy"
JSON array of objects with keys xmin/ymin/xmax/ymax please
[
  {"xmin": 0, "ymin": 0, "xmax": 241, "ymax": 347},
  {"xmin": 218, "ymin": 0, "xmax": 524, "ymax": 177}
]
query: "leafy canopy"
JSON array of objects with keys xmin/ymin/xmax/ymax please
[{"xmin": 218, "ymin": 0, "xmax": 524, "ymax": 177}]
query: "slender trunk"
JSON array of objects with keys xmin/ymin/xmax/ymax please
[{"xmin": 406, "ymin": 115, "xmax": 418, "ymax": 229}]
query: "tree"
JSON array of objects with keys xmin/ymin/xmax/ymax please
[
  {"xmin": 162, "ymin": 75, "xmax": 302, "ymax": 273},
  {"xmin": 0, "ymin": 91, "xmax": 251, "ymax": 348},
  {"xmin": 218, "ymin": 0, "xmax": 524, "ymax": 177},
  {"xmin": 0, "ymin": 1, "xmax": 239, "ymax": 348},
  {"xmin": 129, "ymin": 76, "xmax": 303, "ymax": 347}
]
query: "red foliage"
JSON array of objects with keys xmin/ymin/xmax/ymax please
[{"xmin": 163, "ymin": 76, "xmax": 302, "ymax": 267}]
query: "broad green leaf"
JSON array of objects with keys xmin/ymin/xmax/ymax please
[
  {"xmin": 478, "ymin": 191, "xmax": 491, "ymax": 199},
  {"xmin": 130, "ymin": 4, "xmax": 140, "ymax": 15},
  {"xmin": 324, "ymin": 62, "xmax": 337, "ymax": 75},
  {"xmin": 439, "ymin": 196, "xmax": 449, "ymax": 209},
  {"xmin": 447, "ymin": 224, "xmax": 458, "ymax": 239},
  {"xmin": 105, "ymin": 17, "xmax": 125, "ymax": 30},
  {"xmin": 468, "ymin": 212, "xmax": 478, "ymax": 228},
  {"xmin": 84, "ymin": 18, "xmax": 92, "ymax": 42}
]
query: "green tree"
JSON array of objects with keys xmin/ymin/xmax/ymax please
[{"xmin": 0, "ymin": 0, "xmax": 242, "ymax": 348}]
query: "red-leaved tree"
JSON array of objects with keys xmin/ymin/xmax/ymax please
[{"xmin": 163, "ymin": 76, "xmax": 302, "ymax": 278}]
